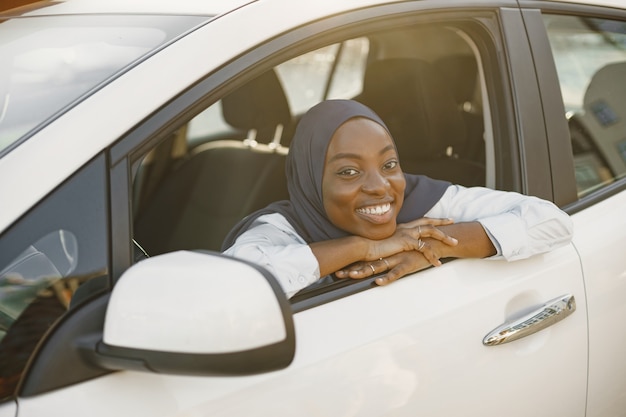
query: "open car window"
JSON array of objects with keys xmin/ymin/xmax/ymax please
[{"xmin": 130, "ymin": 20, "xmax": 493, "ymax": 304}]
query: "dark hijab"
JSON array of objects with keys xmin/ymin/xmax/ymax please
[{"xmin": 222, "ymin": 99, "xmax": 449, "ymax": 250}]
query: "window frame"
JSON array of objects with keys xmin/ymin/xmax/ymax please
[{"xmin": 110, "ymin": 2, "xmax": 528, "ymax": 309}]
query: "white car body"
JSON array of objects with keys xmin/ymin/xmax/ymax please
[{"xmin": 0, "ymin": 0, "xmax": 625, "ymax": 416}]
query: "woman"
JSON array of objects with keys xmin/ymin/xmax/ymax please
[{"xmin": 222, "ymin": 100, "xmax": 573, "ymax": 298}]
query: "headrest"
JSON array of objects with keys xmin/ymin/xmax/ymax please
[
  {"xmin": 584, "ymin": 61, "xmax": 626, "ymax": 116},
  {"xmin": 358, "ymin": 58, "xmax": 466, "ymax": 158},
  {"xmin": 222, "ymin": 69, "xmax": 292, "ymax": 143},
  {"xmin": 579, "ymin": 61, "xmax": 626, "ymax": 175}
]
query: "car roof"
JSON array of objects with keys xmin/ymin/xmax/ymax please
[{"xmin": 2, "ymin": 0, "xmax": 255, "ymax": 17}]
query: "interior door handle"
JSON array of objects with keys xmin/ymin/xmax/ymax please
[{"xmin": 483, "ymin": 294, "xmax": 576, "ymax": 346}]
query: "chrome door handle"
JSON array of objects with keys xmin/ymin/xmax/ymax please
[{"xmin": 483, "ymin": 294, "xmax": 576, "ymax": 346}]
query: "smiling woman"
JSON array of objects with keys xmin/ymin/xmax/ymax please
[
  {"xmin": 222, "ymin": 100, "xmax": 574, "ymax": 298},
  {"xmin": 322, "ymin": 118, "xmax": 406, "ymax": 240}
]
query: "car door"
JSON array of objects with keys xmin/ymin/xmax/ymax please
[
  {"xmin": 523, "ymin": 3, "xmax": 626, "ymax": 416},
  {"xmin": 12, "ymin": 2, "xmax": 589, "ymax": 417}
]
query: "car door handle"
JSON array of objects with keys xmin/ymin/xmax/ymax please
[{"xmin": 483, "ymin": 294, "xmax": 576, "ymax": 346}]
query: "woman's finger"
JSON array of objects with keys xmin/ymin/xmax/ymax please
[
  {"xmin": 336, "ymin": 257, "xmax": 391, "ymax": 279},
  {"xmin": 413, "ymin": 224, "xmax": 458, "ymax": 246},
  {"xmin": 336, "ymin": 261, "xmax": 374, "ymax": 279},
  {"xmin": 417, "ymin": 241, "xmax": 443, "ymax": 267},
  {"xmin": 374, "ymin": 252, "xmax": 430, "ymax": 285}
]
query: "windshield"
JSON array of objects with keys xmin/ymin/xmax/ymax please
[{"xmin": 0, "ymin": 14, "xmax": 210, "ymax": 156}]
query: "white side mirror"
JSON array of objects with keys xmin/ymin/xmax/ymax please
[{"xmin": 89, "ymin": 251, "xmax": 294, "ymax": 375}]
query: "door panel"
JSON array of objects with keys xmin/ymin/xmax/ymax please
[
  {"xmin": 571, "ymin": 189, "xmax": 626, "ymax": 417},
  {"xmin": 0, "ymin": 401, "xmax": 16, "ymax": 417},
  {"xmin": 17, "ymin": 248, "xmax": 586, "ymax": 417}
]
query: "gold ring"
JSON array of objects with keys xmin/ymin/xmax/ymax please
[
  {"xmin": 380, "ymin": 257, "xmax": 390, "ymax": 269},
  {"xmin": 369, "ymin": 264, "xmax": 376, "ymax": 274},
  {"xmin": 418, "ymin": 239, "xmax": 426, "ymax": 251}
]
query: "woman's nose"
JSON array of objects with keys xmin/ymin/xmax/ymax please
[{"xmin": 361, "ymin": 170, "xmax": 389, "ymax": 194}]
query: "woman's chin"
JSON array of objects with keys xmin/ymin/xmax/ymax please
[{"xmin": 360, "ymin": 223, "xmax": 396, "ymax": 240}]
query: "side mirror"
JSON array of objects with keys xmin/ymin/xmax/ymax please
[{"xmin": 85, "ymin": 251, "xmax": 295, "ymax": 375}]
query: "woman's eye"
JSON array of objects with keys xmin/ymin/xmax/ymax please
[
  {"xmin": 338, "ymin": 168, "xmax": 359, "ymax": 177},
  {"xmin": 383, "ymin": 160, "xmax": 399, "ymax": 170}
]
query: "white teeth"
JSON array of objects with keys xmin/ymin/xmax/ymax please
[{"xmin": 357, "ymin": 203, "xmax": 391, "ymax": 215}]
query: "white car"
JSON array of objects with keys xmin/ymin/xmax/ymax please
[{"xmin": 0, "ymin": 0, "xmax": 625, "ymax": 416}]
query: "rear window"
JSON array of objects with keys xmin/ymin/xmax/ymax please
[{"xmin": 0, "ymin": 14, "xmax": 209, "ymax": 156}]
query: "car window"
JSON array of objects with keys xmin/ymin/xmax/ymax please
[
  {"xmin": 131, "ymin": 22, "xmax": 491, "ymax": 285},
  {"xmin": 0, "ymin": 155, "xmax": 109, "ymax": 402},
  {"xmin": 543, "ymin": 14, "xmax": 626, "ymax": 197}
]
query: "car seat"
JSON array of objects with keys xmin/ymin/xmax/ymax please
[
  {"xmin": 134, "ymin": 69, "xmax": 292, "ymax": 255},
  {"xmin": 434, "ymin": 55, "xmax": 485, "ymax": 164},
  {"xmin": 574, "ymin": 61, "xmax": 626, "ymax": 179}
]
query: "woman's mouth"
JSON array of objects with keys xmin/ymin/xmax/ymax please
[
  {"xmin": 355, "ymin": 202, "xmax": 394, "ymax": 224},
  {"xmin": 356, "ymin": 202, "xmax": 391, "ymax": 216}
]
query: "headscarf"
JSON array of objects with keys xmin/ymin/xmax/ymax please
[{"xmin": 221, "ymin": 99, "xmax": 449, "ymax": 250}]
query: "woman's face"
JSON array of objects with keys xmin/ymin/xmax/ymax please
[{"xmin": 322, "ymin": 117, "xmax": 406, "ymax": 240}]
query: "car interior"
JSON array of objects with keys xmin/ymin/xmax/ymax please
[{"xmin": 132, "ymin": 22, "xmax": 489, "ymax": 260}]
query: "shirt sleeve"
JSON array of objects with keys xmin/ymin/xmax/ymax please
[
  {"xmin": 222, "ymin": 213, "xmax": 320, "ymax": 298},
  {"xmin": 425, "ymin": 185, "xmax": 574, "ymax": 261}
]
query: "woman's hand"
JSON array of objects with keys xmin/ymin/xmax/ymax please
[
  {"xmin": 335, "ymin": 238, "xmax": 445, "ymax": 283},
  {"xmin": 336, "ymin": 250, "xmax": 432, "ymax": 284},
  {"xmin": 335, "ymin": 247, "xmax": 431, "ymax": 285},
  {"xmin": 335, "ymin": 217, "xmax": 457, "ymax": 280},
  {"xmin": 363, "ymin": 218, "xmax": 457, "ymax": 263},
  {"xmin": 336, "ymin": 221, "xmax": 497, "ymax": 284}
]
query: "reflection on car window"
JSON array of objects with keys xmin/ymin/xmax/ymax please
[
  {"xmin": 544, "ymin": 14, "xmax": 626, "ymax": 197},
  {"xmin": 0, "ymin": 230, "xmax": 78, "ymax": 339},
  {"xmin": 0, "ymin": 155, "xmax": 108, "ymax": 403}
]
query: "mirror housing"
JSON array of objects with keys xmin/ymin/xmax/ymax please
[{"xmin": 84, "ymin": 251, "xmax": 295, "ymax": 375}]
